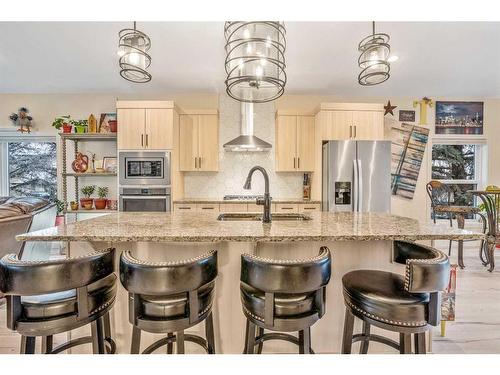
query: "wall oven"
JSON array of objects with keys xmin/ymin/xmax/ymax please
[
  {"xmin": 119, "ymin": 151, "xmax": 170, "ymax": 186},
  {"xmin": 120, "ymin": 187, "xmax": 171, "ymax": 212},
  {"xmin": 119, "ymin": 151, "xmax": 171, "ymax": 212}
]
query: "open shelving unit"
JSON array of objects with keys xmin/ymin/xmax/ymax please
[{"xmin": 60, "ymin": 132, "xmax": 118, "ymax": 216}]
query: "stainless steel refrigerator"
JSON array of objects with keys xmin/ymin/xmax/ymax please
[{"xmin": 322, "ymin": 140, "xmax": 391, "ymax": 212}]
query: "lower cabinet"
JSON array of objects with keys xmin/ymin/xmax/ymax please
[
  {"xmin": 219, "ymin": 203, "xmax": 248, "ymax": 213},
  {"xmin": 173, "ymin": 202, "xmax": 321, "ymax": 213},
  {"xmin": 196, "ymin": 203, "xmax": 220, "ymax": 213},
  {"xmin": 173, "ymin": 203, "xmax": 195, "ymax": 212},
  {"xmin": 275, "ymin": 203, "xmax": 299, "ymax": 213},
  {"xmin": 299, "ymin": 203, "xmax": 321, "ymax": 213}
]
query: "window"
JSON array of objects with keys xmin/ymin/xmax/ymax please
[
  {"xmin": 431, "ymin": 143, "xmax": 483, "ymax": 219},
  {"xmin": 0, "ymin": 138, "xmax": 57, "ymax": 201}
]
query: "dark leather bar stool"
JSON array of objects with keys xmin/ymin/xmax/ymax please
[
  {"xmin": 240, "ymin": 247, "xmax": 331, "ymax": 354},
  {"xmin": 341, "ymin": 241, "xmax": 450, "ymax": 354},
  {"xmin": 120, "ymin": 250, "xmax": 217, "ymax": 354},
  {"xmin": 0, "ymin": 248, "xmax": 117, "ymax": 354}
]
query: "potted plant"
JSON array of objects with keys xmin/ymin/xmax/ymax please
[
  {"xmin": 80, "ymin": 185, "xmax": 96, "ymax": 208},
  {"xmin": 95, "ymin": 186, "xmax": 109, "ymax": 210},
  {"xmin": 52, "ymin": 115, "xmax": 72, "ymax": 133},
  {"xmin": 71, "ymin": 119, "xmax": 88, "ymax": 134},
  {"xmin": 54, "ymin": 199, "xmax": 66, "ymax": 226},
  {"xmin": 108, "ymin": 119, "xmax": 118, "ymax": 133}
]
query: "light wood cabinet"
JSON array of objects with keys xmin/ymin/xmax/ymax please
[
  {"xmin": 275, "ymin": 114, "xmax": 315, "ymax": 172},
  {"xmin": 179, "ymin": 112, "xmax": 219, "ymax": 172},
  {"xmin": 117, "ymin": 108, "xmax": 145, "ymax": 149},
  {"xmin": 173, "ymin": 203, "xmax": 195, "ymax": 212},
  {"xmin": 299, "ymin": 203, "xmax": 321, "ymax": 213},
  {"xmin": 196, "ymin": 203, "xmax": 219, "ymax": 213},
  {"xmin": 318, "ymin": 103, "xmax": 384, "ymax": 141},
  {"xmin": 220, "ymin": 203, "xmax": 248, "ymax": 213},
  {"xmin": 146, "ymin": 109, "xmax": 173, "ymax": 149},
  {"xmin": 275, "ymin": 203, "xmax": 299, "ymax": 213},
  {"xmin": 117, "ymin": 101, "xmax": 175, "ymax": 150}
]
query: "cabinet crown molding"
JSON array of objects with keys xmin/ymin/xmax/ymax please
[
  {"xmin": 315, "ymin": 102, "xmax": 384, "ymax": 113},
  {"xmin": 276, "ymin": 110, "xmax": 316, "ymax": 116},
  {"xmin": 116, "ymin": 100, "xmax": 176, "ymax": 109},
  {"xmin": 180, "ymin": 109, "xmax": 219, "ymax": 115}
]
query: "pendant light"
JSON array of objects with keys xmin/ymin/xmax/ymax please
[
  {"xmin": 224, "ymin": 21, "xmax": 286, "ymax": 103},
  {"xmin": 118, "ymin": 22, "xmax": 152, "ymax": 83},
  {"xmin": 358, "ymin": 21, "xmax": 390, "ymax": 86}
]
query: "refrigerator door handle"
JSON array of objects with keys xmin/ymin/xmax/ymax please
[
  {"xmin": 353, "ymin": 159, "xmax": 358, "ymax": 212},
  {"xmin": 357, "ymin": 159, "xmax": 363, "ymax": 212}
]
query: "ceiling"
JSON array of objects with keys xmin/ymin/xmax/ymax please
[{"xmin": 1, "ymin": 22, "xmax": 499, "ymax": 97}]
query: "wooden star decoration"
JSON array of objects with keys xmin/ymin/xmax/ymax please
[{"xmin": 384, "ymin": 100, "xmax": 397, "ymax": 116}]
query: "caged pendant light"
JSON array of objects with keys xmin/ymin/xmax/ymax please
[
  {"xmin": 224, "ymin": 21, "xmax": 286, "ymax": 103},
  {"xmin": 118, "ymin": 22, "xmax": 152, "ymax": 83},
  {"xmin": 358, "ymin": 21, "xmax": 391, "ymax": 86}
]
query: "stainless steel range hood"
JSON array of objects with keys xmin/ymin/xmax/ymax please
[{"xmin": 223, "ymin": 102, "xmax": 272, "ymax": 152}]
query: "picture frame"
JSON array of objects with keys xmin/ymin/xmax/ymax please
[
  {"xmin": 398, "ymin": 110, "xmax": 415, "ymax": 122},
  {"xmin": 98, "ymin": 113, "xmax": 116, "ymax": 133},
  {"xmin": 435, "ymin": 101, "xmax": 483, "ymax": 135},
  {"xmin": 102, "ymin": 156, "xmax": 117, "ymax": 173}
]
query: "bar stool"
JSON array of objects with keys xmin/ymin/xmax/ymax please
[
  {"xmin": 120, "ymin": 250, "xmax": 217, "ymax": 354},
  {"xmin": 341, "ymin": 241, "xmax": 450, "ymax": 354},
  {"xmin": 0, "ymin": 248, "xmax": 117, "ymax": 354},
  {"xmin": 240, "ymin": 247, "xmax": 331, "ymax": 354}
]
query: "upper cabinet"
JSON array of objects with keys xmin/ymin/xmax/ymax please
[
  {"xmin": 179, "ymin": 111, "xmax": 219, "ymax": 172},
  {"xmin": 275, "ymin": 112, "xmax": 315, "ymax": 172},
  {"xmin": 316, "ymin": 103, "xmax": 384, "ymax": 141},
  {"xmin": 116, "ymin": 101, "xmax": 174, "ymax": 150}
]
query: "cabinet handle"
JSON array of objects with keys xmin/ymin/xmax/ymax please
[
  {"xmin": 298, "ymin": 157, "xmax": 300, "ymax": 169},
  {"xmin": 141, "ymin": 134, "xmax": 144, "ymax": 147},
  {"xmin": 293, "ymin": 157, "xmax": 296, "ymax": 169},
  {"xmin": 146, "ymin": 134, "xmax": 149, "ymax": 147},
  {"xmin": 353, "ymin": 125, "xmax": 357, "ymax": 138},
  {"xmin": 178, "ymin": 207, "xmax": 191, "ymax": 210},
  {"xmin": 281, "ymin": 207, "xmax": 294, "ymax": 210},
  {"xmin": 303, "ymin": 207, "xmax": 316, "ymax": 210},
  {"xmin": 201, "ymin": 207, "xmax": 214, "ymax": 210},
  {"xmin": 194, "ymin": 157, "xmax": 197, "ymax": 169}
]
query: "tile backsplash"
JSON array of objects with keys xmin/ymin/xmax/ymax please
[{"xmin": 183, "ymin": 95, "xmax": 304, "ymax": 198}]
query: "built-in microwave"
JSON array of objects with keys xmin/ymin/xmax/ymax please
[{"xmin": 119, "ymin": 151, "xmax": 171, "ymax": 186}]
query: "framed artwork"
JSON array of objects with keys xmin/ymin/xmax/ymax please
[
  {"xmin": 103, "ymin": 157, "xmax": 117, "ymax": 173},
  {"xmin": 435, "ymin": 101, "xmax": 483, "ymax": 135},
  {"xmin": 398, "ymin": 110, "xmax": 415, "ymax": 122},
  {"xmin": 98, "ymin": 113, "xmax": 116, "ymax": 133},
  {"xmin": 390, "ymin": 123, "xmax": 429, "ymax": 200}
]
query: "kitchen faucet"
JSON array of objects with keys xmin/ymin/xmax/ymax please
[{"xmin": 243, "ymin": 166, "xmax": 272, "ymax": 223}]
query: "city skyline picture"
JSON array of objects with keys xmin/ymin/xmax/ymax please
[{"xmin": 435, "ymin": 101, "xmax": 484, "ymax": 135}]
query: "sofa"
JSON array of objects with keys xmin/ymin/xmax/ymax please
[
  {"xmin": 0, "ymin": 197, "xmax": 56, "ymax": 260},
  {"xmin": 0, "ymin": 197, "xmax": 56, "ymax": 301}
]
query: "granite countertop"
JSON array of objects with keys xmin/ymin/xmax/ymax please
[
  {"xmin": 173, "ymin": 198, "xmax": 321, "ymax": 204},
  {"xmin": 17, "ymin": 212, "xmax": 484, "ymax": 243}
]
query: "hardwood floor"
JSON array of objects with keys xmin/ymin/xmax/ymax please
[{"xmin": 1, "ymin": 241, "xmax": 499, "ymax": 354}]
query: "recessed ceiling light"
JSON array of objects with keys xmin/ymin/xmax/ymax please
[{"xmin": 388, "ymin": 55, "xmax": 399, "ymax": 62}]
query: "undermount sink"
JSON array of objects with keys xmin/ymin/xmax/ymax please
[{"xmin": 217, "ymin": 213, "xmax": 312, "ymax": 222}]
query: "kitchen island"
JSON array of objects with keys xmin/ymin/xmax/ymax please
[{"xmin": 17, "ymin": 211, "xmax": 483, "ymax": 354}]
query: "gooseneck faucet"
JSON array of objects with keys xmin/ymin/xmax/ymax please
[{"xmin": 243, "ymin": 166, "xmax": 272, "ymax": 223}]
